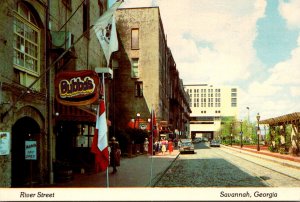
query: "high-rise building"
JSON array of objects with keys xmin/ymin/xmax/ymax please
[{"xmin": 184, "ymin": 84, "xmax": 238, "ymax": 140}]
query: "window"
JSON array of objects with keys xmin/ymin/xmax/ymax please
[
  {"xmin": 62, "ymin": 0, "xmax": 72, "ymax": 10},
  {"xmin": 83, "ymin": 0, "xmax": 90, "ymax": 35},
  {"xmin": 131, "ymin": 58, "xmax": 139, "ymax": 78},
  {"xmin": 135, "ymin": 81, "xmax": 143, "ymax": 97},
  {"xmin": 131, "ymin": 28, "xmax": 139, "ymax": 49},
  {"xmin": 13, "ymin": 2, "xmax": 40, "ymax": 90},
  {"xmin": 231, "ymin": 97, "xmax": 237, "ymax": 107},
  {"xmin": 75, "ymin": 124, "xmax": 94, "ymax": 148}
]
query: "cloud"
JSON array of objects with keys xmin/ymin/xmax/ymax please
[
  {"xmin": 156, "ymin": 0, "xmax": 267, "ymax": 84},
  {"xmin": 121, "ymin": 0, "xmax": 266, "ymax": 84},
  {"xmin": 120, "ymin": 0, "xmax": 300, "ymax": 120},
  {"xmin": 290, "ymin": 86, "xmax": 300, "ymax": 97},
  {"xmin": 279, "ymin": 0, "xmax": 300, "ymax": 29},
  {"xmin": 248, "ymin": 81, "xmax": 282, "ymax": 97}
]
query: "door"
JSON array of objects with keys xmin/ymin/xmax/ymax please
[{"xmin": 11, "ymin": 117, "xmax": 40, "ymax": 187}]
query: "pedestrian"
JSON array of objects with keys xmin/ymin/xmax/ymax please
[
  {"xmin": 154, "ymin": 140, "xmax": 159, "ymax": 154},
  {"xmin": 158, "ymin": 140, "xmax": 162, "ymax": 154},
  {"xmin": 144, "ymin": 138, "xmax": 149, "ymax": 153},
  {"xmin": 161, "ymin": 138, "xmax": 167, "ymax": 155},
  {"xmin": 109, "ymin": 137, "xmax": 121, "ymax": 174},
  {"xmin": 168, "ymin": 139, "xmax": 174, "ymax": 155}
]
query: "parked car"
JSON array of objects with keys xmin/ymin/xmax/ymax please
[
  {"xmin": 210, "ymin": 139, "xmax": 221, "ymax": 147},
  {"xmin": 192, "ymin": 138, "xmax": 201, "ymax": 143},
  {"xmin": 179, "ymin": 139, "xmax": 195, "ymax": 154}
]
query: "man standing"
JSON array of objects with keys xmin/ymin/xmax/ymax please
[{"xmin": 109, "ymin": 137, "xmax": 120, "ymax": 174}]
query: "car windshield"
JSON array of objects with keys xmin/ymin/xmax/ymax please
[{"xmin": 182, "ymin": 142, "xmax": 192, "ymax": 146}]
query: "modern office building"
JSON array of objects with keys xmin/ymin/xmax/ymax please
[{"xmin": 184, "ymin": 84, "xmax": 238, "ymax": 140}]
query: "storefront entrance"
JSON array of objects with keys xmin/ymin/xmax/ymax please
[
  {"xmin": 56, "ymin": 121, "xmax": 95, "ymax": 174},
  {"xmin": 11, "ymin": 117, "xmax": 41, "ymax": 187}
]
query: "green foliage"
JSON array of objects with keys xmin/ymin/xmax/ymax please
[
  {"xmin": 268, "ymin": 145, "xmax": 276, "ymax": 152},
  {"xmin": 278, "ymin": 147, "xmax": 286, "ymax": 154}
]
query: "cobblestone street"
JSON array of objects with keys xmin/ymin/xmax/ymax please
[{"xmin": 155, "ymin": 143, "xmax": 300, "ymax": 187}]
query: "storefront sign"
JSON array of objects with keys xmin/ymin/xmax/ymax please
[
  {"xmin": 0, "ymin": 132, "xmax": 10, "ymax": 155},
  {"xmin": 25, "ymin": 141, "xmax": 37, "ymax": 160},
  {"xmin": 55, "ymin": 70, "xmax": 100, "ymax": 106}
]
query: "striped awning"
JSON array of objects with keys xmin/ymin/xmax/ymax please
[{"xmin": 55, "ymin": 102, "xmax": 96, "ymax": 123}]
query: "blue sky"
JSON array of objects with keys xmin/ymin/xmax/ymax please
[
  {"xmin": 254, "ymin": 0, "xmax": 298, "ymax": 67},
  {"xmin": 115, "ymin": 0, "xmax": 300, "ymax": 121}
]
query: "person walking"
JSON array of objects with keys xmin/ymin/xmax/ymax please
[
  {"xmin": 168, "ymin": 139, "xmax": 174, "ymax": 155},
  {"xmin": 110, "ymin": 137, "xmax": 120, "ymax": 174},
  {"xmin": 144, "ymin": 138, "xmax": 149, "ymax": 153},
  {"xmin": 161, "ymin": 138, "xmax": 167, "ymax": 155}
]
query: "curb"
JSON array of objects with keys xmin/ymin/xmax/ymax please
[
  {"xmin": 221, "ymin": 145, "xmax": 300, "ymax": 170},
  {"xmin": 150, "ymin": 152, "xmax": 180, "ymax": 187}
]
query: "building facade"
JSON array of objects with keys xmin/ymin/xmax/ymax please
[
  {"xmin": 0, "ymin": 0, "xmax": 108, "ymax": 187},
  {"xmin": 184, "ymin": 84, "xmax": 238, "ymax": 140},
  {"xmin": 0, "ymin": 1, "xmax": 190, "ymax": 188},
  {"xmin": 112, "ymin": 7, "xmax": 190, "ymax": 139}
]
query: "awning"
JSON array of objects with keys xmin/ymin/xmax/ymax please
[
  {"xmin": 55, "ymin": 102, "xmax": 96, "ymax": 122},
  {"xmin": 259, "ymin": 112, "xmax": 300, "ymax": 126}
]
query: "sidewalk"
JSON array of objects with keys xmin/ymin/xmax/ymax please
[
  {"xmin": 51, "ymin": 150, "xmax": 180, "ymax": 187},
  {"xmin": 221, "ymin": 145, "xmax": 300, "ymax": 170},
  {"xmin": 49, "ymin": 145, "xmax": 300, "ymax": 188}
]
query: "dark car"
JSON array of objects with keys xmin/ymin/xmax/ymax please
[{"xmin": 210, "ymin": 139, "xmax": 221, "ymax": 147}]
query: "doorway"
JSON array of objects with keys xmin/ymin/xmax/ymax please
[{"xmin": 11, "ymin": 116, "xmax": 41, "ymax": 187}]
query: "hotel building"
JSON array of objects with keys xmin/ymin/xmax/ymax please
[{"xmin": 184, "ymin": 84, "xmax": 238, "ymax": 140}]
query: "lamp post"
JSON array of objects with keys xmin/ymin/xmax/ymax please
[
  {"xmin": 136, "ymin": 113, "xmax": 140, "ymax": 129},
  {"xmin": 230, "ymin": 123, "xmax": 233, "ymax": 146},
  {"xmin": 246, "ymin": 107, "xmax": 250, "ymax": 123},
  {"xmin": 240, "ymin": 120, "xmax": 243, "ymax": 148},
  {"xmin": 256, "ymin": 113, "xmax": 260, "ymax": 151},
  {"xmin": 264, "ymin": 125, "xmax": 266, "ymax": 145}
]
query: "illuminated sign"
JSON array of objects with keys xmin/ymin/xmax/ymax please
[{"xmin": 55, "ymin": 70, "xmax": 99, "ymax": 106}]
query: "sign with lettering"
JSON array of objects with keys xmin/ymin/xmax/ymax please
[
  {"xmin": 0, "ymin": 132, "xmax": 10, "ymax": 155},
  {"xmin": 55, "ymin": 70, "xmax": 100, "ymax": 106},
  {"xmin": 25, "ymin": 141, "xmax": 37, "ymax": 160}
]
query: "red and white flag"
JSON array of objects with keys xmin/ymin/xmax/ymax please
[{"xmin": 91, "ymin": 99, "xmax": 109, "ymax": 172}]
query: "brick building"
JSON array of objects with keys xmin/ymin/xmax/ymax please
[
  {"xmin": 111, "ymin": 7, "xmax": 191, "ymax": 139},
  {"xmin": 0, "ymin": 0, "xmax": 108, "ymax": 187}
]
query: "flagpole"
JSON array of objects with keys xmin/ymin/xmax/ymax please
[
  {"xmin": 101, "ymin": 72, "xmax": 110, "ymax": 188},
  {"xmin": 150, "ymin": 107, "xmax": 154, "ymax": 186}
]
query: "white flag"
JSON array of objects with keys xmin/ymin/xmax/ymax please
[{"xmin": 93, "ymin": 0, "xmax": 123, "ymax": 65}]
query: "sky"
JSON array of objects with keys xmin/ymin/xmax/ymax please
[{"xmin": 110, "ymin": 0, "xmax": 300, "ymax": 122}]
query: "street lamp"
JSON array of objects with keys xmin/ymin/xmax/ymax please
[
  {"xmin": 240, "ymin": 120, "xmax": 243, "ymax": 148},
  {"xmin": 135, "ymin": 113, "xmax": 140, "ymax": 129},
  {"xmin": 256, "ymin": 113, "xmax": 260, "ymax": 151},
  {"xmin": 246, "ymin": 107, "xmax": 250, "ymax": 123},
  {"xmin": 230, "ymin": 123, "xmax": 233, "ymax": 146}
]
